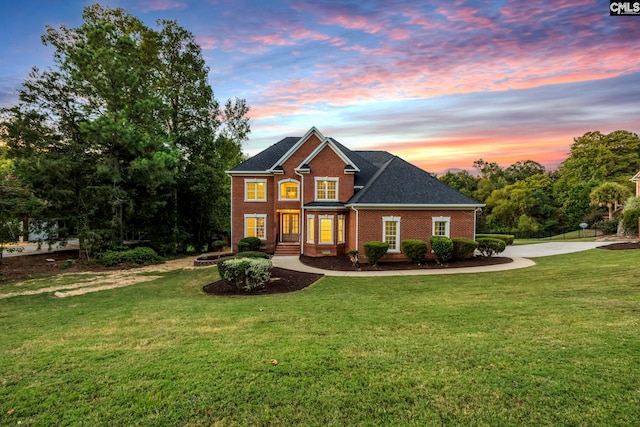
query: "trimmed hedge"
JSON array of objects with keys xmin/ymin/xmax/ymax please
[
  {"xmin": 451, "ymin": 238, "xmax": 478, "ymax": 261},
  {"xmin": 238, "ymin": 237, "xmax": 261, "ymax": 252},
  {"xmin": 430, "ymin": 236, "xmax": 453, "ymax": 264},
  {"xmin": 476, "ymin": 234, "xmax": 514, "ymax": 245},
  {"xmin": 220, "ymin": 258, "xmax": 272, "ymax": 291},
  {"xmin": 476, "ymin": 237, "xmax": 506, "ymax": 257},
  {"xmin": 217, "ymin": 251, "xmax": 271, "ymax": 279},
  {"xmin": 401, "ymin": 239, "xmax": 428, "ymax": 264},
  {"xmin": 96, "ymin": 247, "xmax": 165, "ymax": 267},
  {"xmin": 363, "ymin": 241, "xmax": 389, "ymax": 266}
]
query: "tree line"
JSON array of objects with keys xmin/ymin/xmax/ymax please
[
  {"xmin": 439, "ymin": 130, "xmax": 640, "ymax": 237},
  {"xmin": 0, "ymin": 4, "xmax": 248, "ymax": 258}
]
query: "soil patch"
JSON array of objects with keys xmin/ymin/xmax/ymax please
[
  {"xmin": 0, "ymin": 250, "xmax": 130, "ymax": 282},
  {"xmin": 202, "ymin": 267, "xmax": 323, "ymax": 296},
  {"xmin": 597, "ymin": 242, "xmax": 640, "ymax": 250},
  {"xmin": 300, "ymin": 255, "xmax": 513, "ymax": 271}
]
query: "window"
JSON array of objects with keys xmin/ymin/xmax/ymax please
[
  {"xmin": 432, "ymin": 216, "xmax": 451, "ymax": 237},
  {"xmin": 278, "ymin": 179, "xmax": 300, "ymax": 201},
  {"xmin": 319, "ymin": 215, "xmax": 334, "ymax": 244},
  {"xmin": 382, "ymin": 216, "xmax": 401, "ymax": 253},
  {"xmin": 307, "ymin": 215, "xmax": 315, "ymax": 243},
  {"xmin": 315, "ymin": 177, "xmax": 338, "ymax": 201},
  {"xmin": 244, "ymin": 214, "xmax": 267, "ymax": 240},
  {"xmin": 245, "ymin": 179, "xmax": 266, "ymax": 202},
  {"xmin": 337, "ymin": 215, "xmax": 345, "ymax": 243}
]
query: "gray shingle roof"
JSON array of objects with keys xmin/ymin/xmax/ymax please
[
  {"xmin": 347, "ymin": 155, "xmax": 481, "ymax": 206},
  {"xmin": 228, "ymin": 137, "xmax": 299, "ymax": 172}
]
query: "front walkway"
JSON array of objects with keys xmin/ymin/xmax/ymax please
[
  {"xmin": 273, "ymin": 241, "xmax": 620, "ymax": 277},
  {"xmin": 272, "ymin": 256, "xmax": 535, "ymax": 277}
]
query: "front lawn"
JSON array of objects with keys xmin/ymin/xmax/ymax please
[{"xmin": 1, "ymin": 249, "xmax": 639, "ymax": 425}]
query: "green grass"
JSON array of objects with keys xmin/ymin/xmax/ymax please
[
  {"xmin": 1, "ymin": 250, "xmax": 639, "ymax": 426},
  {"xmin": 514, "ymin": 229, "xmax": 604, "ymax": 244}
]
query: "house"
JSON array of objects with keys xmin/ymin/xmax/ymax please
[
  {"xmin": 631, "ymin": 171, "xmax": 640, "ymax": 197},
  {"xmin": 227, "ymin": 127, "xmax": 484, "ymax": 260}
]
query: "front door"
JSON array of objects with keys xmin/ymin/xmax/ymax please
[{"xmin": 281, "ymin": 213, "xmax": 299, "ymax": 242}]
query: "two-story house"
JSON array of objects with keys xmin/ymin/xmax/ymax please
[{"xmin": 227, "ymin": 127, "xmax": 484, "ymax": 260}]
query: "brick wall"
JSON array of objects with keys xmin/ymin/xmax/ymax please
[{"xmin": 356, "ymin": 209, "xmax": 477, "ymax": 262}]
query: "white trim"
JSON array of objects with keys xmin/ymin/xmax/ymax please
[
  {"xmin": 278, "ymin": 178, "xmax": 300, "ymax": 201},
  {"xmin": 244, "ymin": 178, "xmax": 267, "ymax": 202},
  {"xmin": 315, "ymin": 177, "xmax": 339, "ymax": 201},
  {"xmin": 338, "ymin": 215, "xmax": 346, "ymax": 243},
  {"xmin": 318, "ymin": 215, "xmax": 334, "ymax": 244},
  {"xmin": 296, "ymin": 139, "xmax": 360, "ymax": 173},
  {"xmin": 226, "ymin": 171, "xmax": 272, "ymax": 176},
  {"xmin": 382, "ymin": 216, "xmax": 401, "ymax": 253},
  {"xmin": 344, "ymin": 203, "xmax": 484, "ymax": 209},
  {"xmin": 307, "ymin": 214, "xmax": 315, "ymax": 243},
  {"xmin": 432, "ymin": 216, "xmax": 451, "ymax": 237},
  {"xmin": 244, "ymin": 214, "xmax": 267, "ymax": 240},
  {"xmin": 270, "ymin": 127, "xmax": 325, "ymax": 170}
]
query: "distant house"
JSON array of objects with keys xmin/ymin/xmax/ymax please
[
  {"xmin": 631, "ymin": 171, "xmax": 640, "ymax": 197},
  {"xmin": 227, "ymin": 127, "xmax": 484, "ymax": 260}
]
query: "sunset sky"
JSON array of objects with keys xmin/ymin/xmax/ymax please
[{"xmin": 1, "ymin": 0, "xmax": 639, "ymax": 174}]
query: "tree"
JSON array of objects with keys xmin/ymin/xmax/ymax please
[
  {"xmin": 1, "ymin": 4, "xmax": 249, "ymax": 256},
  {"xmin": 504, "ymin": 160, "xmax": 546, "ymax": 184},
  {"xmin": 589, "ymin": 182, "xmax": 631, "ymax": 220},
  {"xmin": 439, "ymin": 170, "xmax": 478, "ymax": 197},
  {"xmin": 554, "ymin": 130, "xmax": 640, "ymax": 229}
]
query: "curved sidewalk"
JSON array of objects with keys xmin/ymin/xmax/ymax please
[
  {"xmin": 272, "ymin": 242, "xmax": 620, "ymax": 277},
  {"xmin": 272, "ymin": 256, "xmax": 535, "ymax": 277}
]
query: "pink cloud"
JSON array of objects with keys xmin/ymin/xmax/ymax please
[{"xmin": 137, "ymin": 0, "xmax": 188, "ymax": 12}]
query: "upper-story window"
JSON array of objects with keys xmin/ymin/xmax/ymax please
[
  {"xmin": 278, "ymin": 179, "xmax": 300, "ymax": 201},
  {"xmin": 245, "ymin": 179, "xmax": 267, "ymax": 202},
  {"xmin": 315, "ymin": 177, "xmax": 338, "ymax": 201}
]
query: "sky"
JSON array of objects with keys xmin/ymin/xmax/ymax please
[{"xmin": 1, "ymin": 0, "xmax": 639, "ymax": 174}]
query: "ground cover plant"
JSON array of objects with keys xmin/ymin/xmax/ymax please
[{"xmin": 1, "ymin": 249, "xmax": 639, "ymax": 425}]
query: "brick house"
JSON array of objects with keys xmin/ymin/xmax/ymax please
[{"xmin": 227, "ymin": 127, "xmax": 484, "ymax": 260}]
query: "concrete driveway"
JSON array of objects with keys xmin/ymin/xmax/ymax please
[{"xmin": 502, "ymin": 241, "xmax": 614, "ymax": 258}]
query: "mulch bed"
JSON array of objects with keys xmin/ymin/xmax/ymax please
[
  {"xmin": 202, "ymin": 267, "xmax": 323, "ymax": 296},
  {"xmin": 0, "ymin": 250, "xmax": 128, "ymax": 282},
  {"xmin": 597, "ymin": 242, "xmax": 640, "ymax": 250},
  {"xmin": 300, "ymin": 254, "xmax": 513, "ymax": 271}
]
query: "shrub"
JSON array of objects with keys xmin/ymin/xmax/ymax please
[
  {"xmin": 212, "ymin": 240, "xmax": 226, "ymax": 251},
  {"xmin": 238, "ymin": 237, "xmax": 261, "ymax": 252},
  {"xmin": 220, "ymin": 258, "xmax": 272, "ymax": 291},
  {"xmin": 475, "ymin": 234, "xmax": 514, "ymax": 245},
  {"xmin": 430, "ymin": 236, "xmax": 453, "ymax": 264},
  {"xmin": 451, "ymin": 238, "xmax": 478, "ymax": 261},
  {"xmin": 622, "ymin": 207, "xmax": 640, "ymax": 235},
  {"xmin": 217, "ymin": 252, "xmax": 271, "ymax": 278},
  {"xmin": 363, "ymin": 241, "xmax": 389, "ymax": 266},
  {"xmin": 594, "ymin": 219, "xmax": 619, "ymax": 234},
  {"xmin": 476, "ymin": 238, "xmax": 506, "ymax": 257},
  {"xmin": 96, "ymin": 247, "xmax": 164, "ymax": 266},
  {"xmin": 401, "ymin": 239, "xmax": 428, "ymax": 264}
]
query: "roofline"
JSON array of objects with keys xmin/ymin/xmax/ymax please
[
  {"xmin": 296, "ymin": 138, "xmax": 361, "ymax": 172},
  {"xmin": 226, "ymin": 171, "xmax": 273, "ymax": 176},
  {"xmin": 269, "ymin": 126, "xmax": 324, "ymax": 170},
  {"xmin": 345, "ymin": 203, "xmax": 485, "ymax": 210},
  {"xmin": 631, "ymin": 171, "xmax": 640, "ymax": 181}
]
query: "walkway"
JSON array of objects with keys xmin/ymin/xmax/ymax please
[{"xmin": 272, "ymin": 241, "xmax": 617, "ymax": 277}]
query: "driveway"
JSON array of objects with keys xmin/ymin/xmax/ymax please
[{"xmin": 502, "ymin": 241, "xmax": 613, "ymax": 258}]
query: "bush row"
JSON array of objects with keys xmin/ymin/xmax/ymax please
[
  {"xmin": 361, "ymin": 235, "xmax": 504, "ymax": 265},
  {"xmin": 475, "ymin": 234, "xmax": 515, "ymax": 245},
  {"xmin": 96, "ymin": 247, "xmax": 165, "ymax": 267}
]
